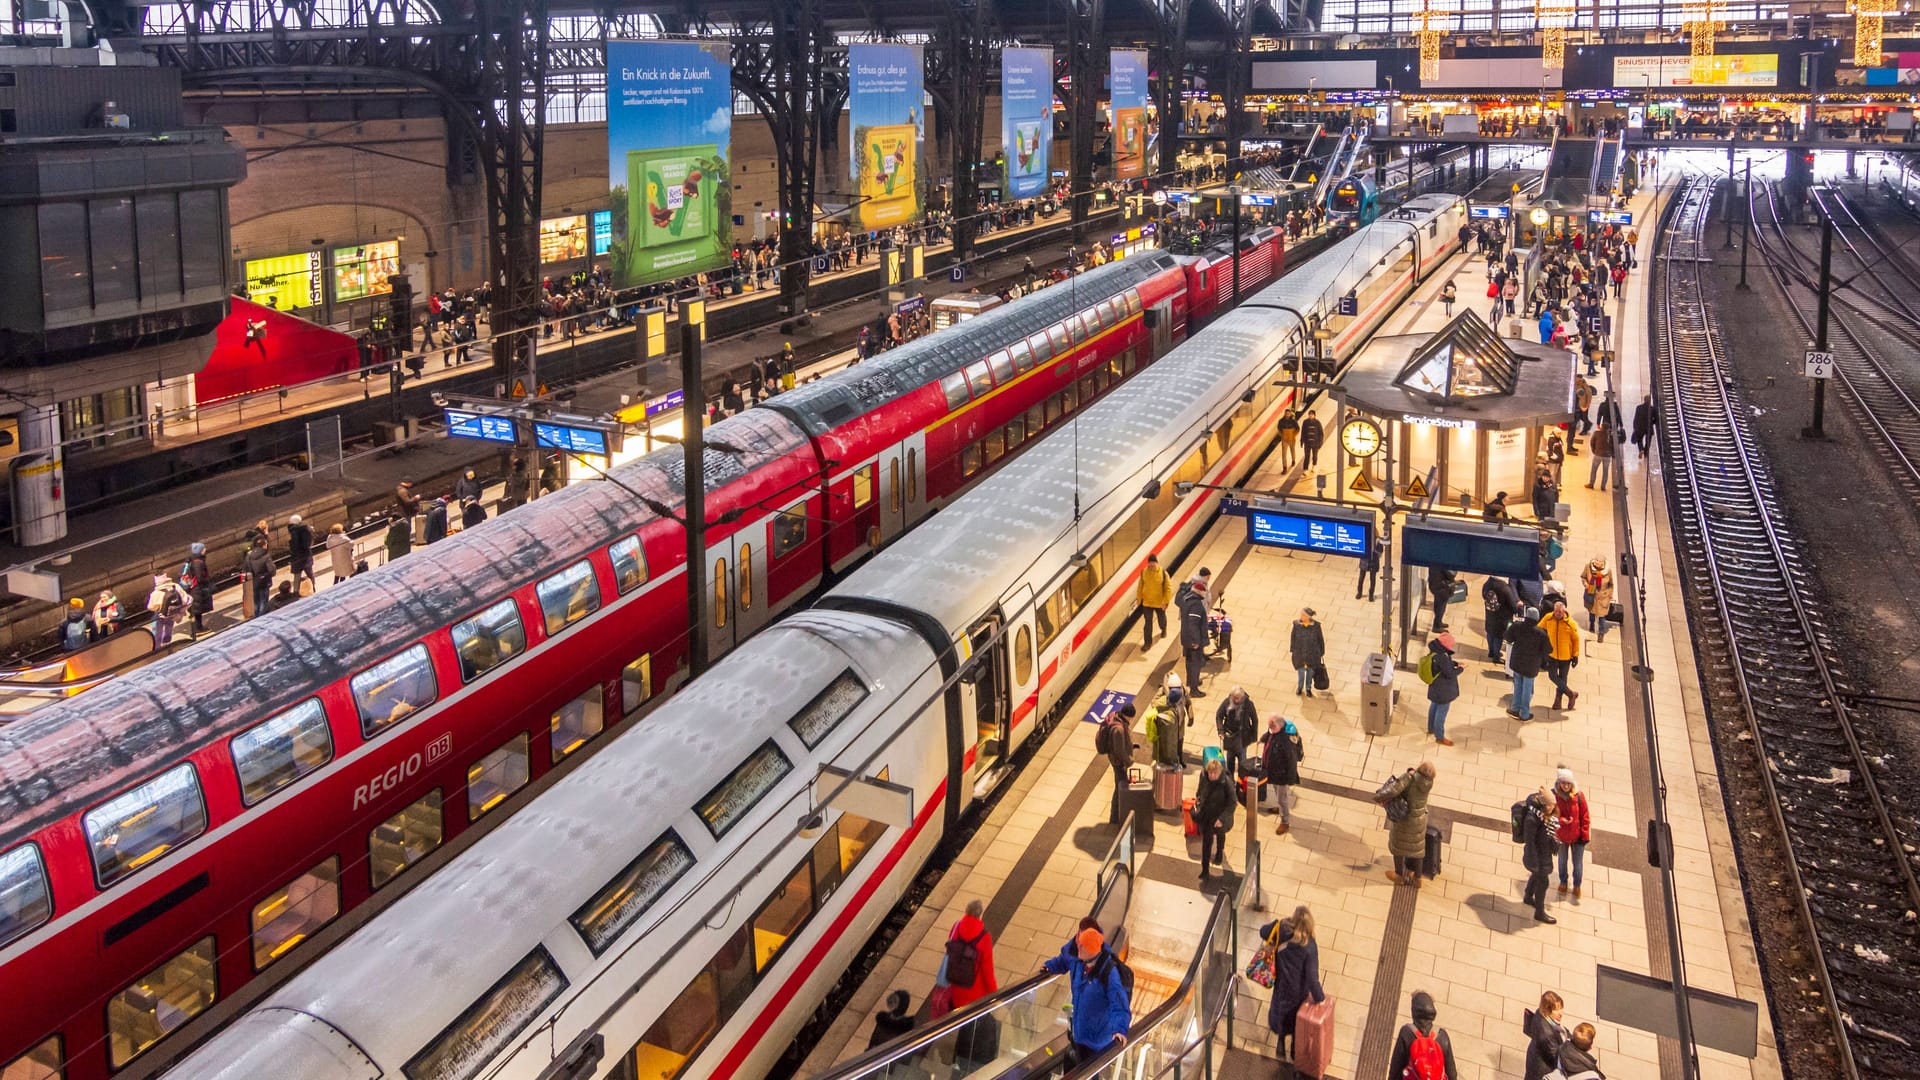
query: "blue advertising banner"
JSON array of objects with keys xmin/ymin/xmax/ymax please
[
  {"xmin": 1001, "ymin": 47, "xmax": 1054, "ymax": 200},
  {"xmin": 1110, "ymin": 49, "xmax": 1149, "ymax": 181},
  {"xmin": 607, "ymin": 41, "xmax": 733, "ymax": 290},
  {"xmin": 848, "ymin": 43, "xmax": 926, "ymax": 232}
]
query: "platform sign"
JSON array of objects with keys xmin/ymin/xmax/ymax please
[
  {"xmin": 1239, "ymin": 193, "xmax": 1278, "ymax": 206},
  {"xmin": 445, "ymin": 409, "xmax": 519, "ymax": 444},
  {"xmin": 950, "ymin": 265, "xmax": 967, "ymax": 283},
  {"xmin": 1469, "ymin": 205, "xmax": 1511, "ymax": 220},
  {"xmin": 1804, "ymin": 350, "xmax": 1836, "ymax": 379},
  {"xmin": 1338, "ymin": 292, "xmax": 1359, "ymax": 316},
  {"xmin": 1246, "ymin": 503, "xmax": 1374, "ymax": 557},
  {"xmin": 644, "ymin": 388, "xmax": 686, "ymax": 418},
  {"xmin": 1110, "ymin": 49, "xmax": 1150, "ymax": 181},
  {"xmin": 1081, "ymin": 688, "xmax": 1137, "ymax": 725},
  {"xmin": 1002, "ymin": 47, "xmax": 1055, "ymax": 200},
  {"xmin": 849, "ymin": 43, "xmax": 926, "ymax": 231},
  {"xmin": 534, "ymin": 421, "xmax": 614, "ymax": 457},
  {"xmin": 1220, "ymin": 495, "xmax": 1252, "ymax": 517},
  {"xmin": 607, "ymin": 40, "xmax": 734, "ymax": 290}
]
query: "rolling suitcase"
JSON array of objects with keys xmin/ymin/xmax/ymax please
[
  {"xmin": 1292, "ymin": 997, "xmax": 1335, "ymax": 1078},
  {"xmin": 1153, "ymin": 762, "xmax": 1183, "ymax": 812},
  {"xmin": 1182, "ymin": 798, "xmax": 1202, "ymax": 860},
  {"xmin": 1422, "ymin": 824, "xmax": 1443, "ymax": 880}
]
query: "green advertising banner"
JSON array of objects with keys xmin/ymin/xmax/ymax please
[
  {"xmin": 607, "ymin": 41, "xmax": 734, "ymax": 289},
  {"xmin": 848, "ymin": 43, "xmax": 926, "ymax": 232}
]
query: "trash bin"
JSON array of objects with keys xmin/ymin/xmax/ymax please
[{"xmin": 1361, "ymin": 652, "xmax": 1396, "ymax": 735}]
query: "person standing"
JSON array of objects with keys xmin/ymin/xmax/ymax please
[
  {"xmin": 91, "ymin": 590, "xmax": 124, "ymax": 640},
  {"xmin": 943, "ymin": 899, "xmax": 999, "ymax": 1010},
  {"xmin": 61, "ymin": 598, "xmax": 89, "ymax": 652},
  {"xmin": 1193, "ymin": 758, "xmax": 1233, "ymax": 880},
  {"xmin": 1261, "ymin": 714, "xmax": 1302, "ymax": 835},
  {"xmin": 326, "ymin": 524, "xmax": 355, "ymax": 585},
  {"xmin": 1179, "ymin": 577, "xmax": 1210, "ymax": 697},
  {"xmin": 1541, "ymin": 602, "xmax": 1581, "ymax": 711},
  {"xmin": 1382, "ymin": 762, "xmax": 1437, "ymax": 886},
  {"xmin": 1387, "ymin": 991, "xmax": 1459, "ymax": 1080},
  {"xmin": 1427, "ymin": 566, "xmax": 1459, "ymax": 633},
  {"xmin": 1531, "ymin": 464, "xmax": 1560, "ymax": 523},
  {"xmin": 1520, "ymin": 786, "xmax": 1561, "ymax": 923},
  {"xmin": 1357, "ymin": 533, "xmax": 1385, "ymax": 601},
  {"xmin": 243, "ymin": 536, "xmax": 274, "ymax": 619},
  {"xmin": 1289, "ymin": 608, "xmax": 1325, "ymax": 698},
  {"xmin": 286, "ymin": 514, "xmax": 317, "ymax": 593},
  {"xmin": 1440, "ymin": 280, "xmax": 1457, "ymax": 317},
  {"xmin": 146, "ymin": 573, "xmax": 187, "ymax": 646},
  {"xmin": 1586, "ymin": 420, "xmax": 1617, "ymax": 491},
  {"xmin": 1558, "ymin": 1023, "xmax": 1607, "ymax": 1079},
  {"xmin": 1215, "ymin": 688, "xmax": 1258, "ymax": 779},
  {"xmin": 1277, "ymin": 409, "xmax": 1301, "ymax": 470},
  {"xmin": 1631, "ymin": 393, "xmax": 1657, "ymax": 458},
  {"xmin": 1573, "ymin": 377, "xmax": 1595, "ymax": 439},
  {"xmin": 867, "ymin": 990, "xmax": 916, "ymax": 1050},
  {"xmin": 1580, "ymin": 557, "xmax": 1615, "ymax": 642},
  {"xmin": 455, "ymin": 467, "xmax": 484, "ymax": 504},
  {"xmin": 1099, "ymin": 703, "xmax": 1136, "ymax": 825},
  {"xmin": 1505, "ymin": 607, "xmax": 1550, "ymax": 721},
  {"xmin": 1260, "ymin": 907, "xmax": 1326, "ymax": 1062},
  {"xmin": 1482, "ymin": 576, "xmax": 1519, "ymax": 664},
  {"xmin": 1423, "ymin": 635, "xmax": 1461, "ymax": 747},
  {"xmin": 1553, "ymin": 768, "xmax": 1592, "ymax": 900},
  {"xmin": 1524, "ymin": 991, "xmax": 1569, "ymax": 1080},
  {"xmin": 182, "ymin": 542, "xmax": 214, "ymax": 635},
  {"xmin": 1040, "ymin": 928, "xmax": 1132, "ymax": 1063},
  {"xmin": 385, "ymin": 511, "xmax": 413, "ymax": 564},
  {"xmin": 424, "ymin": 496, "xmax": 450, "ymax": 544},
  {"xmin": 394, "ymin": 479, "xmax": 421, "ymax": 518},
  {"xmin": 1299, "ymin": 413, "xmax": 1325, "ymax": 470},
  {"xmin": 1136, "ymin": 553, "xmax": 1172, "ymax": 648},
  {"xmin": 1544, "ymin": 430, "xmax": 1566, "ymax": 482}
]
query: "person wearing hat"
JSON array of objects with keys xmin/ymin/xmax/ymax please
[
  {"xmin": 867, "ymin": 989, "xmax": 916, "ymax": 1050},
  {"xmin": 1520, "ymin": 786, "xmax": 1562, "ymax": 923},
  {"xmin": 1424, "ymin": 633, "xmax": 1462, "ymax": 747},
  {"xmin": 61, "ymin": 597, "xmax": 89, "ymax": 652},
  {"xmin": 1552, "ymin": 767, "xmax": 1592, "ymax": 899},
  {"xmin": 1504, "ymin": 606, "xmax": 1551, "ymax": 721},
  {"xmin": 1040, "ymin": 927, "xmax": 1132, "ymax": 1061},
  {"xmin": 1289, "ymin": 608, "xmax": 1325, "ymax": 698},
  {"xmin": 1260, "ymin": 714, "xmax": 1303, "ymax": 835},
  {"xmin": 1388, "ymin": 991, "xmax": 1460, "ymax": 1079}
]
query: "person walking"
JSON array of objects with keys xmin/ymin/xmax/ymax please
[
  {"xmin": 1580, "ymin": 557, "xmax": 1615, "ymax": 642},
  {"xmin": 1558, "ymin": 1023, "xmax": 1607, "ymax": 1079},
  {"xmin": 1440, "ymin": 280, "xmax": 1457, "ymax": 317},
  {"xmin": 1179, "ymin": 577, "xmax": 1210, "ymax": 697},
  {"xmin": 1505, "ymin": 607, "xmax": 1550, "ymax": 720},
  {"xmin": 1387, "ymin": 991, "xmax": 1460, "ymax": 1080},
  {"xmin": 1259, "ymin": 907, "xmax": 1326, "ymax": 1062},
  {"xmin": 1099, "ymin": 703, "xmax": 1136, "ymax": 826},
  {"xmin": 943, "ymin": 899, "xmax": 999, "ymax": 1010},
  {"xmin": 1541, "ymin": 602, "xmax": 1582, "ymax": 710},
  {"xmin": 1427, "ymin": 566, "xmax": 1459, "ymax": 632},
  {"xmin": 1544, "ymin": 430, "xmax": 1566, "ymax": 482},
  {"xmin": 1520, "ymin": 786, "xmax": 1561, "ymax": 923},
  {"xmin": 1482, "ymin": 576, "xmax": 1519, "ymax": 664},
  {"xmin": 1587, "ymin": 421, "xmax": 1616, "ymax": 491},
  {"xmin": 1215, "ymin": 687, "xmax": 1258, "ymax": 779},
  {"xmin": 1573, "ymin": 377, "xmax": 1595, "ymax": 438},
  {"xmin": 146, "ymin": 572, "xmax": 188, "ymax": 647},
  {"xmin": 1631, "ymin": 393, "xmax": 1657, "ymax": 458},
  {"xmin": 1261, "ymin": 714, "xmax": 1302, "ymax": 835},
  {"xmin": 1040, "ymin": 928, "xmax": 1132, "ymax": 1062},
  {"xmin": 1193, "ymin": 758, "xmax": 1233, "ymax": 880},
  {"xmin": 1299, "ymin": 413, "xmax": 1324, "ymax": 471},
  {"xmin": 326, "ymin": 524, "xmax": 355, "ymax": 585},
  {"xmin": 182, "ymin": 542, "xmax": 214, "ymax": 635},
  {"xmin": 243, "ymin": 536, "xmax": 274, "ymax": 619},
  {"xmin": 1382, "ymin": 761, "xmax": 1437, "ymax": 886},
  {"xmin": 1289, "ymin": 608, "xmax": 1325, "ymax": 698},
  {"xmin": 1357, "ymin": 533, "xmax": 1385, "ymax": 601},
  {"xmin": 1423, "ymin": 635, "xmax": 1462, "ymax": 747},
  {"xmin": 385, "ymin": 511, "xmax": 413, "ymax": 564},
  {"xmin": 1277, "ymin": 409, "xmax": 1300, "ymax": 470},
  {"xmin": 1137, "ymin": 553, "xmax": 1172, "ymax": 648},
  {"xmin": 286, "ymin": 514, "xmax": 317, "ymax": 593},
  {"xmin": 1524, "ymin": 991, "xmax": 1569, "ymax": 1080},
  {"xmin": 1553, "ymin": 767, "xmax": 1592, "ymax": 899}
]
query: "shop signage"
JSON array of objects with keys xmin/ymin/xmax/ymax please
[{"xmin": 1401, "ymin": 414, "xmax": 1477, "ymax": 430}]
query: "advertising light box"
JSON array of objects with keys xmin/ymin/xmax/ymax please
[
  {"xmin": 540, "ymin": 215, "xmax": 590, "ymax": 263},
  {"xmin": 1246, "ymin": 504, "xmax": 1374, "ymax": 557},
  {"xmin": 592, "ymin": 210, "xmax": 613, "ymax": 256},
  {"xmin": 244, "ymin": 252, "xmax": 324, "ymax": 313},
  {"xmin": 334, "ymin": 241, "xmax": 399, "ymax": 301}
]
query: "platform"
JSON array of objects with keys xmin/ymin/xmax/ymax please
[{"xmin": 805, "ymin": 180, "xmax": 1783, "ymax": 1079}]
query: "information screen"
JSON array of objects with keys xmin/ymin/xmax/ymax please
[
  {"xmin": 592, "ymin": 210, "xmax": 612, "ymax": 256},
  {"xmin": 445, "ymin": 409, "xmax": 519, "ymax": 444},
  {"xmin": 1468, "ymin": 205, "xmax": 1511, "ymax": 220},
  {"xmin": 1246, "ymin": 506, "xmax": 1373, "ymax": 557},
  {"xmin": 534, "ymin": 422, "xmax": 611, "ymax": 456},
  {"xmin": 1400, "ymin": 521, "xmax": 1542, "ymax": 577}
]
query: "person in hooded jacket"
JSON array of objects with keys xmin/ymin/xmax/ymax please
[
  {"xmin": 183, "ymin": 542, "xmax": 214, "ymax": 634},
  {"xmin": 1383, "ymin": 762, "xmax": 1437, "ymax": 886},
  {"xmin": 1040, "ymin": 928, "xmax": 1131, "ymax": 1061},
  {"xmin": 867, "ymin": 990, "xmax": 915, "ymax": 1050},
  {"xmin": 1482, "ymin": 577, "xmax": 1519, "ymax": 664},
  {"xmin": 385, "ymin": 512, "xmax": 413, "ymax": 564},
  {"xmin": 455, "ymin": 468, "xmax": 484, "ymax": 504},
  {"xmin": 1387, "ymin": 991, "xmax": 1460, "ymax": 1080},
  {"xmin": 1424, "ymin": 635, "xmax": 1461, "ymax": 747},
  {"xmin": 61, "ymin": 598, "xmax": 89, "ymax": 651},
  {"xmin": 943, "ymin": 899, "xmax": 999, "ymax": 1009},
  {"xmin": 1290, "ymin": 608, "xmax": 1325, "ymax": 697},
  {"xmin": 424, "ymin": 496, "xmax": 450, "ymax": 544},
  {"xmin": 1261, "ymin": 714, "xmax": 1302, "ymax": 834},
  {"xmin": 1178, "ymin": 577, "xmax": 1210, "ymax": 697}
]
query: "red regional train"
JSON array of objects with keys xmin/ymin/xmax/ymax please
[{"xmin": 0, "ymin": 230, "xmax": 1285, "ymax": 1080}]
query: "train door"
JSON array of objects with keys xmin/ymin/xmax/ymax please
[
  {"xmin": 900, "ymin": 431, "xmax": 928, "ymax": 526},
  {"xmin": 1150, "ymin": 300, "xmax": 1173, "ymax": 357},
  {"xmin": 959, "ymin": 611, "xmax": 1012, "ymax": 798},
  {"xmin": 877, "ymin": 447, "xmax": 906, "ymax": 545},
  {"xmin": 704, "ymin": 524, "xmax": 768, "ymax": 656}
]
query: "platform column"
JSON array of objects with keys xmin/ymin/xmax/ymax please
[{"xmin": 12, "ymin": 404, "xmax": 67, "ymax": 546}]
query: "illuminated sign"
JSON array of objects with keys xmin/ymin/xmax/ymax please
[
  {"xmin": 1589, "ymin": 210, "xmax": 1634, "ymax": 226},
  {"xmin": 645, "ymin": 388, "xmax": 686, "ymax": 419},
  {"xmin": 540, "ymin": 215, "xmax": 590, "ymax": 263},
  {"xmin": 445, "ymin": 409, "xmax": 519, "ymax": 444},
  {"xmin": 534, "ymin": 421, "xmax": 612, "ymax": 457},
  {"xmin": 1612, "ymin": 54, "xmax": 1778, "ymax": 88},
  {"xmin": 333, "ymin": 241, "xmax": 399, "ymax": 301},
  {"xmin": 1469, "ymin": 205, "xmax": 1511, "ymax": 220},
  {"xmin": 1245, "ymin": 504, "xmax": 1374, "ymax": 557},
  {"xmin": 243, "ymin": 252, "xmax": 323, "ymax": 312},
  {"xmin": 592, "ymin": 210, "xmax": 612, "ymax": 256},
  {"xmin": 1401, "ymin": 413, "xmax": 1477, "ymax": 430},
  {"xmin": 1239, "ymin": 193, "xmax": 1278, "ymax": 206}
]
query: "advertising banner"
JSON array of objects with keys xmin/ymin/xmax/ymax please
[
  {"xmin": 1612, "ymin": 54, "xmax": 1778, "ymax": 88},
  {"xmin": 1109, "ymin": 48, "xmax": 1149, "ymax": 181},
  {"xmin": 332, "ymin": 241, "xmax": 398, "ymax": 301},
  {"xmin": 1837, "ymin": 52, "xmax": 1920, "ymax": 86},
  {"xmin": 848, "ymin": 43, "xmax": 926, "ymax": 232},
  {"xmin": 243, "ymin": 252, "xmax": 323, "ymax": 313},
  {"xmin": 540, "ymin": 215, "xmax": 590, "ymax": 263},
  {"xmin": 607, "ymin": 40, "xmax": 734, "ymax": 290},
  {"xmin": 1002, "ymin": 47, "xmax": 1055, "ymax": 200}
]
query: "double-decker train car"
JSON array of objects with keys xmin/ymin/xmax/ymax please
[
  {"xmin": 0, "ymin": 234, "xmax": 1298, "ymax": 1080},
  {"xmin": 161, "ymin": 197, "xmax": 1465, "ymax": 1080}
]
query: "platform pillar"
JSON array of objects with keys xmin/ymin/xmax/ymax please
[{"xmin": 12, "ymin": 404, "xmax": 67, "ymax": 546}]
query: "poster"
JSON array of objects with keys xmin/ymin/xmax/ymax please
[
  {"xmin": 1611, "ymin": 53, "xmax": 1778, "ymax": 88},
  {"xmin": 243, "ymin": 252, "xmax": 322, "ymax": 313},
  {"xmin": 848, "ymin": 43, "xmax": 926, "ymax": 232},
  {"xmin": 592, "ymin": 210, "xmax": 612, "ymax": 256},
  {"xmin": 1002, "ymin": 47, "xmax": 1055, "ymax": 200},
  {"xmin": 540, "ymin": 215, "xmax": 590, "ymax": 263},
  {"xmin": 1837, "ymin": 52, "xmax": 1920, "ymax": 86},
  {"xmin": 332, "ymin": 241, "xmax": 398, "ymax": 301},
  {"xmin": 1109, "ymin": 49, "xmax": 1149, "ymax": 181},
  {"xmin": 607, "ymin": 40, "xmax": 734, "ymax": 290}
]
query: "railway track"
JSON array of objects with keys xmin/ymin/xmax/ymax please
[{"xmin": 1655, "ymin": 175, "xmax": 1920, "ymax": 1078}]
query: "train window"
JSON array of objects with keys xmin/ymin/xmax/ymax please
[
  {"xmin": 810, "ymin": 823, "xmax": 845, "ymax": 900},
  {"xmin": 737, "ymin": 544, "xmax": 753, "ymax": 610},
  {"xmin": 1085, "ymin": 305, "xmax": 1104, "ymax": 332},
  {"xmin": 85, "ymin": 763, "xmax": 207, "ymax": 888},
  {"xmin": 468, "ymin": 734, "xmax": 530, "ymax": 821},
  {"xmin": 1069, "ymin": 315, "xmax": 1090, "ymax": 343},
  {"xmin": 1048, "ymin": 324, "xmax": 1071, "ymax": 354},
  {"xmin": 714, "ymin": 559, "xmax": 727, "ymax": 629},
  {"xmin": 404, "ymin": 947, "xmax": 569, "ymax": 1080},
  {"xmin": 1006, "ymin": 416, "xmax": 1026, "ymax": 452},
  {"xmin": 231, "ymin": 698, "xmax": 334, "ymax": 807},
  {"xmin": 983, "ymin": 428, "xmax": 1006, "ymax": 465},
  {"xmin": 1078, "ymin": 374, "xmax": 1099, "ymax": 404},
  {"xmin": 1126, "ymin": 290, "xmax": 1142, "ymax": 316},
  {"xmin": 852, "ymin": 466, "xmax": 873, "ymax": 508},
  {"xmin": 889, "ymin": 459, "xmax": 901, "ymax": 514},
  {"xmin": 1034, "ymin": 591, "xmax": 1058, "ymax": 650},
  {"xmin": 906, "ymin": 450, "xmax": 918, "ymax": 503},
  {"xmin": 751, "ymin": 860, "xmax": 815, "ymax": 973},
  {"xmin": 1014, "ymin": 626, "xmax": 1033, "ymax": 685},
  {"xmin": 352, "ymin": 644, "xmax": 439, "ymax": 738},
  {"xmin": 987, "ymin": 350, "xmax": 1014, "ymax": 385},
  {"xmin": 960, "ymin": 442, "xmax": 983, "ymax": 479},
  {"xmin": 1196, "ymin": 267, "xmax": 1208, "ymax": 292},
  {"xmin": 1068, "ymin": 552, "xmax": 1104, "ymax": 609},
  {"xmin": 694, "ymin": 740, "xmax": 793, "ymax": 839},
  {"xmin": 1027, "ymin": 403, "xmax": 1045, "ymax": 436},
  {"xmin": 1062, "ymin": 381, "xmax": 1079, "ymax": 412},
  {"xmin": 249, "ymin": 856, "xmax": 340, "ymax": 971},
  {"xmin": 787, "ymin": 669, "xmax": 870, "ymax": 748},
  {"xmin": 536, "ymin": 559, "xmax": 602, "ymax": 636},
  {"xmin": 610, "ymin": 535, "xmax": 649, "ymax": 594},
  {"xmin": 0, "ymin": 844, "xmax": 51, "ymax": 950},
  {"xmin": 1052, "ymin": 583, "xmax": 1077, "ymax": 626},
  {"xmin": 1009, "ymin": 340, "xmax": 1034, "ymax": 372},
  {"xmin": 1026, "ymin": 331, "xmax": 1052, "ymax": 362},
  {"xmin": 773, "ymin": 506, "xmax": 807, "ymax": 557},
  {"xmin": 964, "ymin": 360, "xmax": 993, "ymax": 397},
  {"xmin": 1109, "ymin": 357, "xmax": 1124, "ymax": 383},
  {"xmin": 450, "ymin": 600, "xmax": 526, "ymax": 683},
  {"xmin": 369, "ymin": 789, "xmax": 443, "ymax": 890},
  {"xmin": 626, "ymin": 923, "xmax": 754, "ymax": 1080},
  {"xmin": 104, "ymin": 937, "xmax": 216, "ymax": 1068},
  {"xmin": 622, "ymin": 655, "xmax": 653, "ymax": 715},
  {"xmin": 2, "ymin": 1037, "xmax": 61, "ymax": 1080},
  {"xmin": 939, "ymin": 372, "xmax": 970, "ymax": 410},
  {"xmin": 551, "ymin": 688, "xmax": 605, "ymax": 762},
  {"xmin": 571, "ymin": 831, "xmax": 695, "ymax": 956}
]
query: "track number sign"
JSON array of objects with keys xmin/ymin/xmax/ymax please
[{"xmin": 1804, "ymin": 351, "xmax": 1835, "ymax": 380}]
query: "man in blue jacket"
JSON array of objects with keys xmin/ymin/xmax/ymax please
[{"xmin": 1041, "ymin": 927, "xmax": 1132, "ymax": 1062}]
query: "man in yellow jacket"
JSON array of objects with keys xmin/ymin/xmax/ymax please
[
  {"xmin": 1137, "ymin": 553, "xmax": 1173, "ymax": 648},
  {"xmin": 1540, "ymin": 602, "xmax": 1581, "ymax": 710}
]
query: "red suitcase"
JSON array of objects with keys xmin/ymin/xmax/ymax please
[
  {"xmin": 1291, "ymin": 997, "xmax": 1335, "ymax": 1078},
  {"xmin": 1182, "ymin": 797, "xmax": 1202, "ymax": 860}
]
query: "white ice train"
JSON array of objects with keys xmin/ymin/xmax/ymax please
[{"xmin": 167, "ymin": 195, "xmax": 1467, "ymax": 1080}]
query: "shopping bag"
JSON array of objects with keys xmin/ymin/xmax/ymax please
[
  {"xmin": 1183, "ymin": 797, "xmax": 1203, "ymax": 859},
  {"xmin": 1244, "ymin": 921, "xmax": 1282, "ymax": 988}
]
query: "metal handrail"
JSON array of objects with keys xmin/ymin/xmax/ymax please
[{"xmin": 1061, "ymin": 891, "xmax": 1235, "ymax": 1080}]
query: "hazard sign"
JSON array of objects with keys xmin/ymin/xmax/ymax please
[
  {"xmin": 1349, "ymin": 470, "xmax": 1374, "ymax": 493},
  {"xmin": 537, "ymin": 383, "xmax": 550, "ymax": 397},
  {"xmin": 1404, "ymin": 475, "xmax": 1431, "ymax": 500},
  {"xmin": 510, "ymin": 379, "xmax": 527, "ymax": 399}
]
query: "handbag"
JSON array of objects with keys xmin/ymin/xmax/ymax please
[
  {"xmin": 1606, "ymin": 601, "xmax": 1624, "ymax": 623},
  {"xmin": 1244, "ymin": 922, "xmax": 1282, "ymax": 988},
  {"xmin": 927, "ymin": 984, "xmax": 954, "ymax": 1021}
]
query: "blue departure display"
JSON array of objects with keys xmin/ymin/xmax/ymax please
[
  {"xmin": 534, "ymin": 422, "xmax": 611, "ymax": 456},
  {"xmin": 1246, "ymin": 507, "xmax": 1372, "ymax": 557},
  {"xmin": 445, "ymin": 409, "xmax": 518, "ymax": 444},
  {"xmin": 1469, "ymin": 205, "xmax": 1511, "ymax": 219}
]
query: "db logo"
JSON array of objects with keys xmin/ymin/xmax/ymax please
[{"xmin": 426, "ymin": 733, "xmax": 452, "ymax": 764}]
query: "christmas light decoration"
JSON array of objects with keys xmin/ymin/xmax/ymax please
[
  {"xmin": 1534, "ymin": 0, "xmax": 1577, "ymax": 70},
  {"xmin": 1851, "ymin": 0, "xmax": 1896, "ymax": 66}
]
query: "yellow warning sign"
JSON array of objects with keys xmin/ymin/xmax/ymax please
[
  {"xmin": 537, "ymin": 383, "xmax": 550, "ymax": 397},
  {"xmin": 1404, "ymin": 475, "xmax": 1431, "ymax": 500},
  {"xmin": 1511, "ymin": 181, "xmax": 1522, "ymax": 194},
  {"xmin": 510, "ymin": 379, "xmax": 527, "ymax": 399},
  {"xmin": 1349, "ymin": 470, "xmax": 1374, "ymax": 494}
]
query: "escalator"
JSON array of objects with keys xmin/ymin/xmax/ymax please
[
  {"xmin": 0, "ymin": 623, "xmax": 171, "ymax": 719},
  {"xmin": 1310, "ymin": 129, "xmax": 1353, "ymax": 206},
  {"xmin": 1539, "ymin": 135, "xmax": 1597, "ymax": 210},
  {"xmin": 1059, "ymin": 891, "xmax": 1238, "ymax": 1080}
]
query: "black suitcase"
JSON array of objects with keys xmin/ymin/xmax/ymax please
[
  {"xmin": 956, "ymin": 1013, "xmax": 1000, "ymax": 1064},
  {"xmin": 1422, "ymin": 824, "xmax": 1443, "ymax": 879}
]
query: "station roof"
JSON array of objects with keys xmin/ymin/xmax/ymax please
[{"xmin": 1343, "ymin": 326, "xmax": 1576, "ymax": 431}]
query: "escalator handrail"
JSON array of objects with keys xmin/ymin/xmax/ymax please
[{"xmin": 1056, "ymin": 891, "xmax": 1234, "ymax": 1080}]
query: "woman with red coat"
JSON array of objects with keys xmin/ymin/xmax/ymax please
[
  {"xmin": 944, "ymin": 899, "xmax": 998, "ymax": 1009},
  {"xmin": 1553, "ymin": 767, "xmax": 1592, "ymax": 899}
]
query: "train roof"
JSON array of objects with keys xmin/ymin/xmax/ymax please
[
  {"xmin": 177, "ymin": 608, "xmax": 936, "ymax": 1077},
  {"xmin": 1241, "ymin": 197, "xmax": 1461, "ymax": 319},
  {"xmin": 0, "ymin": 407, "xmax": 809, "ymax": 850},
  {"xmin": 768, "ymin": 252, "xmax": 1181, "ymax": 436}
]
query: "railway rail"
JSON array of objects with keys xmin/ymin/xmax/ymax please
[{"xmin": 1656, "ymin": 175, "xmax": 1920, "ymax": 1079}]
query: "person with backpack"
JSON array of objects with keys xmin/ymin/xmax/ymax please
[
  {"xmin": 1380, "ymin": 761, "xmax": 1436, "ymax": 887},
  {"xmin": 1420, "ymin": 635, "xmax": 1461, "ymax": 747},
  {"xmin": 1541, "ymin": 603, "xmax": 1582, "ymax": 711},
  {"xmin": 943, "ymin": 899, "xmax": 998, "ymax": 1009},
  {"xmin": 146, "ymin": 571, "xmax": 189, "ymax": 647},
  {"xmin": 61, "ymin": 598, "xmax": 89, "ymax": 652},
  {"xmin": 182, "ymin": 542, "xmax": 214, "ymax": 635},
  {"xmin": 1193, "ymin": 758, "xmax": 1234, "ymax": 880},
  {"xmin": 1290, "ymin": 608, "xmax": 1325, "ymax": 698},
  {"xmin": 1136, "ymin": 552, "xmax": 1172, "ymax": 648},
  {"xmin": 1040, "ymin": 927, "xmax": 1132, "ymax": 1062},
  {"xmin": 1482, "ymin": 577, "xmax": 1519, "ymax": 665},
  {"xmin": 1099, "ymin": 702, "xmax": 1136, "ymax": 826},
  {"xmin": 1387, "ymin": 990, "xmax": 1459, "ymax": 1080},
  {"xmin": 1552, "ymin": 768, "xmax": 1592, "ymax": 900},
  {"xmin": 1505, "ymin": 606, "xmax": 1550, "ymax": 721},
  {"xmin": 1557, "ymin": 1022, "xmax": 1607, "ymax": 1079},
  {"xmin": 1259, "ymin": 906, "xmax": 1325, "ymax": 1062},
  {"xmin": 1519, "ymin": 786, "xmax": 1562, "ymax": 923},
  {"xmin": 1214, "ymin": 687, "xmax": 1258, "ymax": 778},
  {"xmin": 1523, "ymin": 990, "xmax": 1568, "ymax": 1080},
  {"xmin": 1261, "ymin": 714, "xmax": 1303, "ymax": 835}
]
